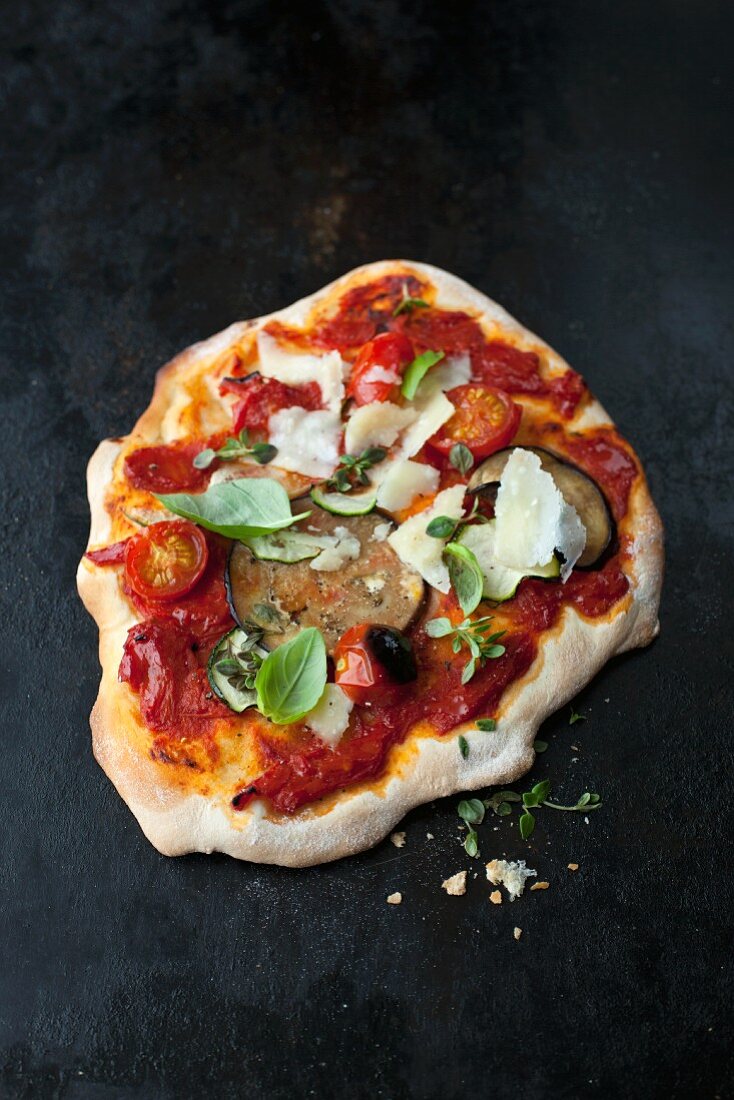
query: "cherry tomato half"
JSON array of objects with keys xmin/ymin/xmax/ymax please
[
  {"xmin": 429, "ymin": 384, "xmax": 521, "ymax": 460},
  {"xmin": 333, "ymin": 623, "xmax": 417, "ymax": 704},
  {"xmin": 124, "ymin": 521, "xmax": 209, "ymax": 602},
  {"xmin": 346, "ymin": 332, "xmax": 415, "ymax": 406}
]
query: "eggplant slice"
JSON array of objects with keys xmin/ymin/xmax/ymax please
[
  {"xmin": 468, "ymin": 446, "xmax": 613, "ymax": 568},
  {"xmin": 226, "ymin": 499, "xmax": 425, "ymax": 652}
]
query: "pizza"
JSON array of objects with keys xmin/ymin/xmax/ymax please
[{"xmin": 77, "ymin": 261, "xmax": 663, "ymax": 866}]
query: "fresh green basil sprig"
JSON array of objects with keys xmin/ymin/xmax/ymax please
[
  {"xmin": 255, "ymin": 627, "xmax": 327, "ymax": 725},
  {"xmin": 156, "ymin": 478, "xmax": 306, "ymax": 541}
]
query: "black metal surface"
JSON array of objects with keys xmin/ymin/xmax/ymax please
[{"xmin": 2, "ymin": 2, "xmax": 732, "ymax": 1097}]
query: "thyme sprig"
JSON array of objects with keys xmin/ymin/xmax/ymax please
[
  {"xmin": 327, "ymin": 446, "xmax": 387, "ymax": 493},
  {"xmin": 425, "ymin": 614, "xmax": 506, "ymax": 684},
  {"xmin": 194, "ymin": 429, "xmax": 277, "ymax": 470}
]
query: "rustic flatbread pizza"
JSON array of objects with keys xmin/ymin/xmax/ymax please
[{"xmin": 77, "ymin": 261, "xmax": 663, "ymax": 866}]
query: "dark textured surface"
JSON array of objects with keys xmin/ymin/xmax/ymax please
[{"xmin": 1, "ymin": 2, "xmax": 733, "ymax": 1097}]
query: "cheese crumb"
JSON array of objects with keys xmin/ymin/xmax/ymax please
[
  {"xmin": 513, "ymin": 927, "xmax": 523, "ymax": 941},
  {"xmin": 489, "ymin": 890, "xmax": 502, "ymax": 905},
  {"xmin": 568, "ymin": 862, "xmax": 579, "ymax": 872},
  {"xmin": 442, "ymin": 871, "xmax": 467, "ymax": 896},
  {"xmin": 386, "ymin": 892, "xmax": 402, "ymax": 905},
  {"xmin": 486, "ymin": 859, "xmax": 537, "ymax": 900},
  {"xmin": 390, "ymin": 831, "xmax": 406, "ymax": 848},
  {"xmin": 426, "ymin": 833, "xmax": 434, "ymax": 840},
  {"xmin": 530, "ymin": 881, "xmax": 550, "ymax": 891}
]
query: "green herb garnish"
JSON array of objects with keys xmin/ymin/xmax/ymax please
[
  {"xmin": 327, "ymin": 447, "xmax": 387, "ymax": 493},
  {"xmin": 393, "ymin": 295, "xmax": 429, "ymax": 317},
  {"xmin": 444, "ymin": 542, "xmax": 484, "ymax": 616},
  {"xmin": 449, "ymin": 443, "xmax": 474, "ymax": 476},
  {"xmin": 458, "ymin": 735, "xmax": 470, "ymax": 759},
  {"xmin": 425, "ymin": 495, "xmax": 485, "ymax": 542},
  {"xmin": 193, "ymin": 429, "xmax": 277, "ymax": 470},
  {"xmin": 156, "ymin": 478, "xmax": 304, "ymax": 541},
  {"xmin": 458, "ymin": 798, "xmax": 485, "ymax": 857},
  {"xmin": 482, "ymin": 779, "xmax": 602, "ymax": 838},
  {"xmin": 400, "ymin": 349, "xmax": 445, "ymax": 400},
  {"xmin": 255, "ymin": 627, "xmax": 327, "ymax": 725},
  {"xmin": 475, "ymin": 718, "xmax": 497, "ymax": 732},
  {"xmin": 425, "ymin": 615, "xmax": 506, "ymax": 684},
  {"xmin": 533, "ymin": 739, "xmax": 548, "ymax": 753},
  {"xmin": 569, "ymin": 706, "xmax": 586, "ymax": 725}
]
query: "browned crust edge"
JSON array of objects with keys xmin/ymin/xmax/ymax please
[{"xmin": 76, "ymin": 261, "xmax": 664, "ymax": 866}]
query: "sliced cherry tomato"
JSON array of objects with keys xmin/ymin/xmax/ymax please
[
  {"xmin": 124, "ymin": 521, "xmax": 209, "ymax": 602},
  {"xmin": 429, "ymin": 384, "xmax": 521, "ymax": 460},
  {"xmin": 222, "ymin": 375, "xmax": 323, "ymax": 434},
  {"xmin": 346, "ymin": 332, "xmax": 415, "ymax": 406},
  {"xmin": 333, "ymin": 623, "xmax": 417, "ymax": 704},
  {"xmin": 124, "ymin": 443, "xmax": 209, "ymax": 493}
]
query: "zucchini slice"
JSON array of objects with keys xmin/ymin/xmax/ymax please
[
  {"xmin": 457, "ymin": 521, "xmax": 560, "ymax": 603},
  {"xmin": 310, "ymin": 487, "xmax": 377, "ymax": 516},
  {"xmin": 245, "ymin": 529, "xmax": 334, "ymax": 563},
  {"xmin": 207, "ymin": 626, "xmax": 269, "ymax": 713}
]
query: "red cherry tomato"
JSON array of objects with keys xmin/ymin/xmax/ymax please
[
  {"xmin": 124, "ymin": 521, "xmax": 209, "ymax": 601},
  {"xmin": 429, "ymin": 384, "xmax": 521, "ymax": 460},
  {"xmin": 124, "ymin": 443, "xmax": 208, "ymax": 493},
  {"xmin": 333, "ymin": 623, "xmax": 390, "ymax": 703},
  {"xmin": 346, "ymin": 332, "xmax": 415, "ymax": 406},
  {"xmin": 222, "ymin": 375, "xmax": 323, "ymax": 434}
]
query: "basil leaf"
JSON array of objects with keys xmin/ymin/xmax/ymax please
[
  {"xmin": 157, "ymin": 478, "xmax": 301, "ymax": 540},
  {"xmin": 449, "ymin": 443, "xmax": 474, "ymax": 476},
  {"xmin": 426, "ymin": 515, "xmax": 457, "ymax": 539},
  {"xmin": 425, "ymin": 617, "xmax": 453, "ymax": 638},
  {"xmin": 255, "ymin": 627, "xmax": 327, "ymax": 725},
  {"xmin": 475, "ymin": 718, "xmax": 496, "ymax": 732},
  {"xmin": 444, "ymin": 543, "xmax": 484, "ymax": 615},
  {"xmin": 400, "ymin": 349, "xmax": 445, "ymax": 400}
]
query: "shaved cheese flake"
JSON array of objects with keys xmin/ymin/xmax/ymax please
[
  {"xmin": 304, "ymin": 684, "xmax": 354, "ymax": 748},
  {"xmin": 257, "ymin": 329, "xmax": 344, "ymax": 411},
  {"xmin": 418, "ymin": 353, "xmax": 471, "ymax": 396},
  {"xmin": 396, "ymin": 390, "xmax": 455, "ymax": 459},
  {"xmin": 268, "ymin": 407, "xmax": 342, "ymax": 479},
  {"xmin": 376, "ymin": 460, "xmax": 440, "ymax": 512},
  {"xmin": 493, "ymin": 449, "xmax": 586, "ymax": 580},
  {"xmin": 486, "ymin": 859, "xmax": 537, "ymax": 901},
  {"xmin": 344, "ymin": 401, "xmax": 416, "ymax": 455},
  {"xmin": 387, "ymin": 485, "xmax": 466, "ymax": 593},
  {"xmin": 309, "ymin": 526, "xmax": 361, "ymax": 571}
]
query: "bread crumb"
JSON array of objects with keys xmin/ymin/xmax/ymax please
[
  {"xmin": 426, "ymin": 833, "xmax": 434, "ymax": 840},
  {"xmin": 386, "ymin": 892, "xmax": 402, "ymax": 905},
  {"xmin": 390, "ymin": 831, "xmax": 406, "ymax": 848},
  {"xmin": 567, "ymin": 863, "xmax": 579, "ymax": 871},
  {"xmin": 442, "ymin": 871, "xmax": 467, "ymax": 896},
  {"xmin": 513, "ymin": 927, "xmax": 522, "ymax": 940},
  {"xmin": 486, "ymin": 859, "xmax": 537, "ymax": 900},
  {"xmin": 489, "ymin": 890, "xmax": 502, "ymax": 905},
  {"xmin": 530, "ymin": 881, "xmax": 550, "ymax": 891}
]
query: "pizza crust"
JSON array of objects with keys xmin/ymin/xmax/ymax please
[{"xmin": 77, "ymin": 261, "xmax": 664, "ymax": 866}]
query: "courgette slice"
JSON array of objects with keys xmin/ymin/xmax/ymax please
[
  {"xmin": 457, "ymin": 522, "xmax": 560, "ymax": 603},
  {"xmin": 310, "ymin": 487, "xmax": 377, "ymax": 516},
  {"xmin": 207, "ymin": 626, "xmax": 269, "ymax": 713},
  {"xmin": 244, "ymin": 529, "xmax": 334, "ymax": 563}
]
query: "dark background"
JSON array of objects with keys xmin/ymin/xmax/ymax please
[{"xmin": 1, "ymin": 2, "xmax": 732, "ymax": 1097}]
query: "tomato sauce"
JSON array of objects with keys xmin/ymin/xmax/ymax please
[{"xmin": 105, "ymin": 275, "xmax": 641, "ymax": 815}]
